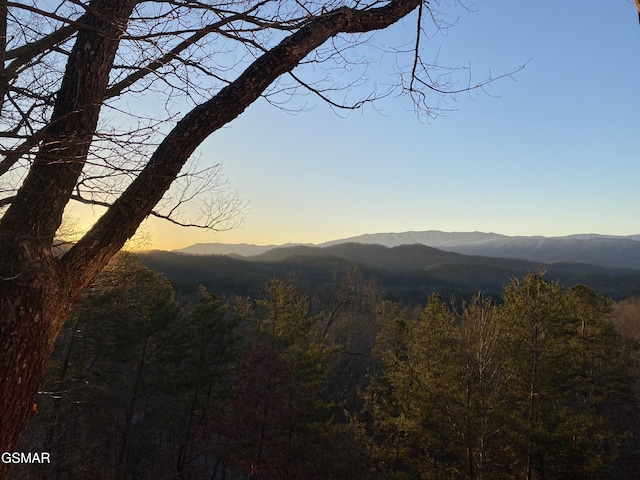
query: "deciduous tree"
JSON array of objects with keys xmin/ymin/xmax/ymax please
[
  {"xmin": 0, "ymin": 0, "xmax": 510, "ymax": 463},
  {"xmin": 11, "ymin": 253, "xmax": 182, "ymax": 479}
]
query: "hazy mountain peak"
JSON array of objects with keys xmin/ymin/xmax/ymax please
[{"xmin": 319, "ymin": 230, "xmax": 510, "ymax": 248}]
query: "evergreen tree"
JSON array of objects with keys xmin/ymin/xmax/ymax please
[
  {"xmin": 365, "ymin": 295, "xmax": 463, "ymax": 479},
  {"xmin": 498, "ymin": 275, "xmax": 628, "ymax": 479},
  {"xmin": 211, "ymin": 278, "xmax": 334, "ymax": 479},
  {"xmin": 364, "ymin": 275, "xmax": 640, "ymax": 480},
  {"xmin": 160, "ymin": 286, "xmax": 242, "ymax": 479}
]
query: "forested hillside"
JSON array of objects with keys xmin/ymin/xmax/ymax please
[
  {"xmin": 143, "ymin": 244, "xmax": 640, "ymax": 303},
  {"xmin": 12, "ymin": 252, "xmax": 640, "ymax": 479}
]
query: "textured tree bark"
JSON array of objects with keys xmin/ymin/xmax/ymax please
[
  {"xmin": 0, "ymin": 0, "xmax": 137, "ymax": 472},
  {"xmin": 0, "ymin": 268, "xmax": 74, "ymax": 478},
  {"xmin": 0, "ymin": 1, "xmax": 421, "ymax": 474}
]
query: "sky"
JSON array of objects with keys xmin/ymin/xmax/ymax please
[{"xmin": 74, "ymin": 0, "xmax": 640, "ymax": 251}]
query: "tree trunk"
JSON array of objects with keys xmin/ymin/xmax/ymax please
[
  {"xmin": 0, "ymin": 260, "xmax": 75, "ymax": 478},
  {"xmin": 0, "ymin": 0, "xmax": 137, "ymax": 469}
]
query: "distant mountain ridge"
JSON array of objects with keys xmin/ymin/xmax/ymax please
[
  {"xmin": 176, "ymin": 231, "xmax": 640, "ymax": 270},
  {"xmin": 149, "ymin": 240, "xmax": 640, "ymax": 304},
  {"xmin": 320, "ymin": 231, "xmax": 511, "ymax": 248},
  {"xmin": 179, "ymin": 242, "xmax": 308, "ymax": 257}
]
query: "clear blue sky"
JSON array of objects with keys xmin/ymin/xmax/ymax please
[{"xmin": 118, "ymin": 0, "xmax": 640, "ymax": 250}]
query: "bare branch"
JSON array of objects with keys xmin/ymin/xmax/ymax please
[
  {"xmin": 105, "ymin": 7, "xmax": 265, "ymax": 99},
  {"xmin": 289, "ymin": 70, "xmax": 378, "ymax": 111},
  {"xmin": 5, "ymin": 19, "xmax": 78, "ymax": 62}
]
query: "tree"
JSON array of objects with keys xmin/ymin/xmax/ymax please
[
  {"xmin": 0, "ymin": 0, "xmax": 509, "ymax": 462},
  {"xmin": 499, "ymin": 275, "xmax": 574, "ymax": 480},
  {"xmin": 365, "ymin": 295, "xmax": 463, "ymax": 479},
  {"xmin": 314, "ymin": 264, "xmax": 382, "ymax": 416},
  {"xmin": 10, "ymin": 253, "xmax": 183, "ymax": 479},
  {"xmin": 456, "ymin": 294, "xmax": 508, "ymax": 480},
  {"xmin": 209, "ymin": 278, "xmax": 334, "ymax": 479},
  {"xmin": 498, "ymin": 275, "xmax": 632, "ymax": 479},
  {"xmin": 364, "ymin": 278, "xmax": 640, "ymax": 479},
  {"xmin": 217, "ymin": 341, "xmax": 303, "ymax": 479},
  {"xmin": 11, "ymin": 260, "xmax": 246, "ymax": 480},
  {"xmin": 610, "ymin": 297, "xmax": 640, "ymax": 342},
  {"xmin": 169, "ymin": 286, "xmax": 241, "ymax": 479}
]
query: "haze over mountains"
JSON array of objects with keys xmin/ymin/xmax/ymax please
[{"xmin": 177, "ymin": 231, "xmax": 640, "ymax": 270}]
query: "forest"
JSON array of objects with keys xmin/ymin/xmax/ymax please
[
  {"xmin": 11, "ymin": 252, "xmax": 640, "ymax": 479},
  {"xmin": 141, "ymin": 245, "xmax": 640, "ymax": 304}
]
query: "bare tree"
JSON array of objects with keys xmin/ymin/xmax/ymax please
[{"xmin": 0, "ymin": 0, "xmax": 513, "ymax": 470}]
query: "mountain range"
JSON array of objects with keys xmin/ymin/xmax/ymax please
[{"xmin": 177, "ymin": 231, "xmax": 640, "ymax": 270}]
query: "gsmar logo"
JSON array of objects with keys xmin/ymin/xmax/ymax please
[{"xmin": 1, "ymin": 452, "xmax": 50, "ymax": 464}]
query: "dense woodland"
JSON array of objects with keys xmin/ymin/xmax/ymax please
[
  {"xmin": 12, "ymin": 252, "xmax": 640, "ymax": 479},
  {"xmin": 142, "ymin": 246, "xmax": 640, "ymax": 303}
]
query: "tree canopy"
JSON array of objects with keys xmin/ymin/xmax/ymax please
[
  {"xmin": 11, "ymin": 264, "xmax": 640, "ymax": 479},
  {"xmin": 364, "ymin": 275, "xmax": 640, "ymax": 479}
]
